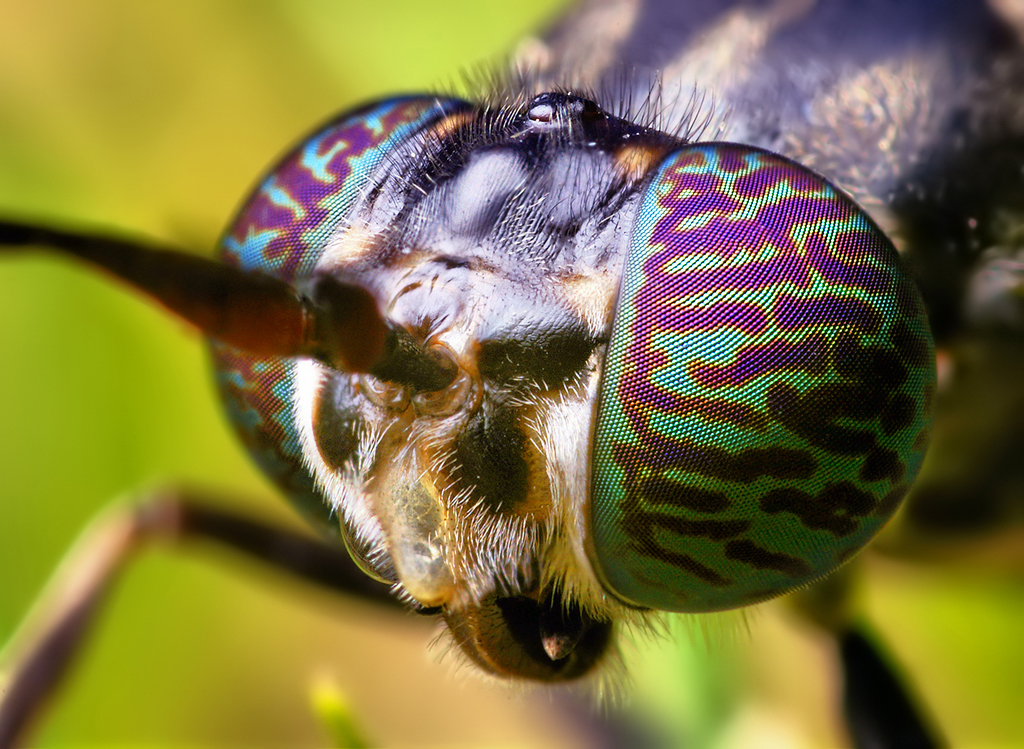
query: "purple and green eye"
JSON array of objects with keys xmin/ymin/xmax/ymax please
[
  {"xmin": 211, "ymin": 96, "xmax": 469, "ymax": 529},
  {"xmin": 207, "ymin": 92, "xmax": 934, "ymax": 613},
  {"xmin": 590, "ymin": 144, "xmax": 935, "ymax": 612}
]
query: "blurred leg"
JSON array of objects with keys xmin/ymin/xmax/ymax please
[
  {"xmin": 0, "ymin": 489, "xmax": 399, "ymax": 749},
  {"xmin": 840, "ymin": 627, "xmax": 941, "ymax": 749},
  {"xmin": 792, "ymin": 569, "xmax": 943, "ymax": 749}
]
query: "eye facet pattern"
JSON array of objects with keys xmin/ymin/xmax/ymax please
[
  {"xmin": 209, "ymin": 96, "xmax": 469, "ymax": 530},
  {"xmin": 590, "ymin": 144, "xmax": 936, "ymax": 612}
]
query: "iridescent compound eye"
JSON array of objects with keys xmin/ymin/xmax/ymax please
[
  {"xmin": 590, "ymin": 144, "xmax": 936, "ymax": 612},
  {"xmin": 212, "ymin": 96, "xmax": 469, "ymax": 530}
]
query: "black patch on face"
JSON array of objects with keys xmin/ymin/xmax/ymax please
[
  {"xmin": 313, "ymin": 372, "xmax": 363, "ymax": 472},
  {"xmin": 477, "ymin": 313, "xmax": 599, "ymax": 391},
  {"xmin": 724, "ymin": 539, "xmax": 812, "ymax": 577},
  {"xmin": 453, "ymin": 402, "xmax": 529, "ymax": 512}
]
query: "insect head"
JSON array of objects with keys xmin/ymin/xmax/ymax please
[{"xmin": 195, "ymin": 90, "xmax": 933, "ymax": 679}]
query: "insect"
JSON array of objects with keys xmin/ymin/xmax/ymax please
[{"xmin": 0, "ymin": 1, "xmax": 1019, "ymax": 749}]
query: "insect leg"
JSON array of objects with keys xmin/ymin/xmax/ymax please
[
  {"xmin": 839, "ymin": 627, "xmax": 941, "ymax": 749},
  {"xmin": 0, "ymin": 489, "xmax": 401, "ymax": 749},
  {"xmin": 792, "ymin": 569, "xmax": 942, "ymax": 749}
]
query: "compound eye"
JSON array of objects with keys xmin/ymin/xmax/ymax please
[
  {"xmin": 220, "ymin": 95, "xmax": 471, "ymax": 281},
  {"xmin": 590, "ymin": 144, "xmax": 936, "ymax": 612},
  {"xmin": 213, "ymin": 95, "xmax": 469, "ymax": 533}
]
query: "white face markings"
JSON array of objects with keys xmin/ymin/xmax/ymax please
[
  {"xmin": 446, "ymin": 150, "xmax": 529, "ymax": 236},
  {"xmin": 552, "ymin": 268, "xmax": 621, "ymax": 335},
  {"xmin": 543, "ymin": 149, "xmax": 612, "ymax": 225},
  {"xmin": 317, "ymin": 223, "xmax": 379, "ymax": 267},
  {"xmin": 533, "ymin": 355, "xmax": 618, "ymax": 615},
  {"xmin": 293, "ymin": 358, "xmax": 389, "ymax": 569},
  {"xmin": 295, "ymin": 256, "xmax": 631, "ymax": 614}
]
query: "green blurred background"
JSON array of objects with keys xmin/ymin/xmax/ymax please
[{"xmin": 0, "ymin": 2, "xmax": 1021, "ymax": 747}]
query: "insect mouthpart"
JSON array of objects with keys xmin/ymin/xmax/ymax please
[{"xmin": 443, "ymin": 587, "xmax": 613, "ymax": 682}]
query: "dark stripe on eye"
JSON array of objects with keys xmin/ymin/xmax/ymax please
[
  {"xmin": 891, "ymin": 320, "xmax": 931, "ymax": 368},
  {"xmin": 724, "ymin": 539, "xmax": 812, "ymax": 577},
  {"xmin": 622, "ymin": 496, "xmax": 750, "ymax": 543},
  {"xmin": 313, "ymin": 372, "xmax": 362, "ymax": 473},
  {"xmin": 758, "ymin": 481, "xmax": 878, "ymax": 537},
  {"xmin": 453, "ymin": 402, "xmax": 529, "ymax": 512},
  {"xmin": 859, "ymin": 447, "xmax": 905, "ymax": 484},
  {"xmin": 613, "ymin": 440, "xmax": 816, "ymax": 484},
  {"xmin": 629, "ymin": 544, "xmax": 732, "ymax": 587},
  {"xmin": 644, "ymin": 514, "xmax": 749, "ymax": 541},
  {"xmin": 767, "ymin": 383, "xmax": 879, "ymax": 456},
  {"xmin": 616, "ymin": 480, "xmax": 741, "ymax": 586},
  {"xmin": 880, "ymin": 392, "xmax": 916, "ymax": 436},
  {"xmin": 637, "ymin": 478, "xmax": 731, "ymax": 513},
  {"xmin": 832, "ymin": 333, "xmax": 908, "ymax": 389}
]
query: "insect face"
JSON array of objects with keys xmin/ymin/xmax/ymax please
[
  {"xmin": 210, "ymin": 83, "xmax": 934, "ymax": 682},
  {"xmin": 213, "ymin": 92, "xmax": 667, "ymax": 680}
]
